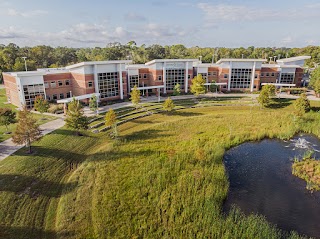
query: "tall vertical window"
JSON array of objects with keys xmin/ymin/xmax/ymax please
[
  {"xmin": 23, "ymin": 84, "xmax": 45, "ymax": 108},
  {"xmin": 230, "ymin": 68, "xmax": 252, "ymax": 89},
  {"xmin": 98, "ymin": 72, "xmax": 119, "ymax": 98},
  {"xmin": 166, "ymin": 69, "xmax": 185, "ymax": 91},
  {"xmin": 129, "ymin": 75, "xmax": 139, "ymax": 89}
]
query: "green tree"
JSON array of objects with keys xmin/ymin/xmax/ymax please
[
  {"xmin": 173, "ymin": 84, "xmax": 181, "ymax": 96},
  {"xmin": 293, "ymin": 93, "xmax": 310, "ymax": 117},
  {"xmin": 105, "ymin": 108, "xmax": 118, "ymax": 138},
  {"xmin": 0, "ymin": 108, "xmax": 16, "ymax": 133},
  {"xmin": 257, "ymin": 85, "xmax": 276, "ymax": 108},
  {"xmin": 163, "ymin": 97, "xmax": 175, "ymax": 112},
  {"xmin": 34, "ymin": 95, "xmax": 49, "ymax": 118},
  {"xmin": 65, "ymin": 98, "xmax": 88, "ymax": 135},
  {"xmin": 130, "ymin": 85, "xmax": 141, "ymax": 109},
  {"xmin": 210, "ymin": 81, "xmax": 218, "ymax": 93},
  {"xmin": 190, "ymin": 74, "xmax": 206, "ymax": 96},
  {"xmin": 310, "ymin": 67, "xmax": 320, "ymax": 96},
  {"xmin": 12, "ymin": 106, "xmax": 41, "ymax": 153},
  {"xmin": 89, "ymin": 95, "xmax": 98, "ymax": 114}
]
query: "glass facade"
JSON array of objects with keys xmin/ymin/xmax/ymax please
[
  {"xmin": 280, "ymin": 73, "xmax": 295, "ymax": 84},
  {"xmin": 129, "ymin": 75, "xmax": 139, "ymax": 89},
  {"xmin": 230, "ymin": 68, "xmax": 252, "ymax": 89},
  {"xmin": 166, "ymin": 69, "xmax": 185, "ymax": 91},
  {"xmin": 98, "ymin": 72, "xmax": 119, "ymax": 98},
  {"xmin": 23, "ymin": 84, "xmax": 45, "ymax": 108}
]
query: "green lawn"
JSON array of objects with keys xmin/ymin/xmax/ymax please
[
  {"xmin": 1, "ymin": 98, "xmax": 320, "ymax": 238},
  {"xmin": 0, "ymin": 88, "xmax": 56, "ymax": 142}
]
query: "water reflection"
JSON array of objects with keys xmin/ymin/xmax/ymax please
[{"xmin": 224, "ymin": 134, "xmax": 320, "ymax": 238}]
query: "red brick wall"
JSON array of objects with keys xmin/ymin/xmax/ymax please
[{"xmin": 2, "ymin": 73, "xmax": 21, "ymax": 107}]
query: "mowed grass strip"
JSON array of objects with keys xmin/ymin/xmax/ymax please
[{"xmin": 1, "ymin": 99, "xmax": 320, "ymax": 238}]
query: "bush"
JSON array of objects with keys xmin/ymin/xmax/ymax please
[{"xmin": 48, "ymin": 104, "xmax": 64, "ymax": 114}]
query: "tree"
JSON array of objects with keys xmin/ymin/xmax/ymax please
[
  {"xmin": 89, "ymin": 95, "xmax": 98, "ymax": 114},
  {"xmin": 130, "ymin": 85, "xmax": 141, "ymax": 109},
  {"xmin": 190, "ymin": 74, "xmax": 206, "ymax": 96},
  {"xmin": 163, "ymin": 97, "xmax": 175, "ymax": 112},
  {"xmin": 257, "ymin": 85, "xmax": 276, "ymax": 108},
  {"xmin": 65, "ymin": 98, "xmax": 88, "ymax": 135},
  {"xmin": 105, "ymin": 108, "xmax": 118, "ymax": 138},
  {"xmin": 310, "ymin": 67, "xmax": 320, "ymax": 96},
  {"xmin": 294, "ymin": 93, "xmax": 310, "ymax": 117},
  {"xmin": 0, "ymin": 108, "xmax": 16, "ymax": 133},
  {"xmin": 210, "ymin": 81, "xmax": 218, "ymax": 93},
  {"xmin": 173, "ymin": 84, "xmax": 181, "ymax": 96},
  {"xmin": 12, "ymin": 106, "xmax": 41, "ymax": 153},
  {"xmin": 34, "ymin": 95, "xmax": 49, "ymax": 118}
]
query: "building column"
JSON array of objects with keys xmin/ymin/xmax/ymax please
[
  {"xmin": 163, "ymin": 62, "xmax": 167, "ymax": 94},
  {"xmin": 250, "ymin": 61, "xmax": 256, "ymax": 92},
  {"xmin": 119, "ymin": 63, "xmax": 124, "ymax": 100},
  {"xmin": 185, "ymin": 62, "xmax": 189, "ymax": 93},
  {"xmin": 227, "ymin": 61, "xmax": 232, "ymax": 91},
  {"xmin": 93, "ymin": 64, "xmax": 99, "ymax": 94}
]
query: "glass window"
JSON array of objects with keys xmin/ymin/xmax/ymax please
[
  {"xmin": 279, "ymin": 73, "xmax": 295, "ymax": 84},
  {"xmin": 230, "ymin": 68, "xmax": 252, "ymax": 89},
  {"xmin": 23, "ymin": 84, "xmax": 45, "ymax": 108},
  {"xmin": 158, "ymin": 75, "xmax": 162, "ymax": 81},
  {"xmin": 44, "ymin": 82, "xmax": 49, "ymax": 88},
  {"xmin": 88, "ymin": 81, "xmax": 93, "ymax": 88},
  {"xmin": 98, "ymin": 72, "xmax": 119, "ymax": 98},
  {"xmin": 66, "ymin": 92, "xmax": 71, "ymax": 98},
  {"xmin": 271, "ymin": 73, "xmax": 275, "ymax": 77},
  {"xmin": 58, "ymin": 80, "xmax": 63, "ymax": 87},
  {"xmin": 129, "ymin": 75, "xmax": 139, "ymax": 89},
  {"xmin": 143, "ymin": 73, "xmax": 147, "ymax": 79},
  {"xmin": 261, "ymin": 73, "xmax": 264, "ymax": 77},
  {"xmin": 65, "ymin": 80, "xmax": 70, "ymax": 86},
  {"xmin": 266, "ymin": 73, "xmax": 270, "ymax": 77},
  {"xmin": 166, "ymin": 69, "xmax": 185, "ymax": 91},
  {"xmin": 50, "ymin": 81, "xmax": 56, "ymax": 87},
  {"xmin": 224, "ymin": 74, "xmax": 228, "ymax": 78},
  {"xmin": 59, "ymin": 93, "xmax": 64, "ymax": 99},
  {"xmin": 52, "ymin": 94, "xmax": 58, "ymax": 100}
]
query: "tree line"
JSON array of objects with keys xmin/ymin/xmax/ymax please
[{"xmin": 1, "ymin": 42, "xmax": 320, "ymax": 82}]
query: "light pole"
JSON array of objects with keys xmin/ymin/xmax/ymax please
[{"xmin": 22, "ymin": 57, "xmax": 28, "ymax": 71}]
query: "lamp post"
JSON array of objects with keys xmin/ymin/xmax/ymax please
[{"xmin": 22, "ymin": 57, "xmax": 28, "ymax": 71}]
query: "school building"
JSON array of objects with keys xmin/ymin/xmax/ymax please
[{"xmin": 2, "ymin": 56, "xmax": 310, "ymax": 108}]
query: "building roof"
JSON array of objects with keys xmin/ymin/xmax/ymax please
[
  {"xmin": 216, "ymin": 58, "xmax": 266, "ymax": 64},
  {"xmin": 145, "ymin": 59, "xmax": 199, "ymax": 66},
  {"xmin": 5, "ymin": 71, "xmax": 46, "ymax": 77},
  {"xmin": 276, "ymin": 56, "xmax": 311, "ymax": 63},
  {"xmin": 261, "ymin": 64, "xmax": 280, "ymax": 68},
  {"xmin": 126, "ymin": 64, "xmax": 148, "ymax": 69},
  {"xmin": 66, "ymin": 60, "xmax": 132, "ymax": 69}
]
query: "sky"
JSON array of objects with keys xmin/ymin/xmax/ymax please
[{"xmin": 0, "ymin": 0, "xmax": 320, "ymax": 48}]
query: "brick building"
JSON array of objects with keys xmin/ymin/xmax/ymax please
[{"xmin": 2, "ymin": 56, "xmax": 310, "ymax": 108}]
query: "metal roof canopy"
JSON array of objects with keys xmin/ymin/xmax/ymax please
[
  {"xmin": 261, "ymin": 83, "xmax": 296, "ymax": 87},
  {"xmin": 57, "ymin": 93, "xmax": 100, "ymax": 104},
  {"xmin": 132, "ymin": 85, "xmax": 165, "ymax": 90}
]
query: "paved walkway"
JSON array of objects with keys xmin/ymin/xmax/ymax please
[{"xmin": 0, "ymin": 118, "xmax": 65, "ymax": 161}]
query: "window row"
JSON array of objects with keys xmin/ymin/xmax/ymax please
[
  {"xmin": 261, "ymin": 72, "xmax": 278, "ymax": 77},
  {"xmin": 47, "ymin": 92, "xmax": 72, "ymax": 101},
  {"xmin": 44, "ymin": 80, "xmax": 71, "ymax": 88},
  {"xmin": 208, "ymin": 72, "xmax": 218, "ymax": 76}
]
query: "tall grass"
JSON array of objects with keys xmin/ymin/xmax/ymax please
[{"xmin": 0, "ymin": 100, "xmax": 319, "ymax": 238}]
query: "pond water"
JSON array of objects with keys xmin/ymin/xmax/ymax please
[{"xmin": 224, "ymin": 134, "xmax": 320, "ymax": 238}]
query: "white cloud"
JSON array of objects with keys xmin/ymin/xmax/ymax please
[
  {"xmin": 197, "ymin": 3, "xmax": 311, "ymax": 26},
  {"xmin": 0, "ymin": 26, "xmax": 26, "ymax": 39},
  {"xmin": 124, "ymin": 12, "xmax": 147, "ymax": 22},
  {"xmin": 7, "ymin": 8, "xmax": 48, "ymax": 17}
]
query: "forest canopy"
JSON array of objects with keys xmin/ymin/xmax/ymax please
[{"xmin": 1, "ymin": 42, "xmax": 319, "ymax": 82}]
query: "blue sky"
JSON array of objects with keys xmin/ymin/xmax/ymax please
[{"xmin": 0, "ymin": 0, "xmax": 319, "ymax": 48}]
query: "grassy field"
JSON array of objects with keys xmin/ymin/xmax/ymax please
[
  {"xmin": 1, "ymin": 97, "xmax": 320, "ymax": 238},
  {"xmin": 0, "ymin": 88, "xmax": 56, "ymax": 142}
]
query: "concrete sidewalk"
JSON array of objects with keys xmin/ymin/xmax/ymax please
[{"xmin": 0, "ymin": 118, "xmax": 65, "ymax": 161}]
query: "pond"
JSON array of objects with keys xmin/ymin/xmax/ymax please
[{"xmin": 224, "ymin": 134, "xmax": 320, "ymax": 238}]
